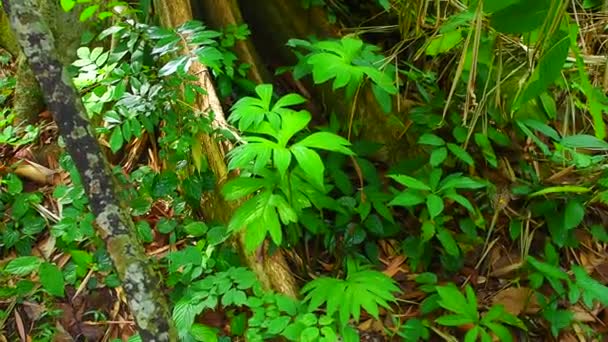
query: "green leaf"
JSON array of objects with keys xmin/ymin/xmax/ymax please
[
  {"xmin": 518, "ymin": 29, "xmax": 570, "ymax": 107},
  {"xmin": 573, "ymin": 265, "xmax": 608, "ymax": 307},
  {"xmin": 426, "ymin": 194, "xmax": 444, "ymax": 218},
  {"xmin": 447, "ymin": 143, "xmax": 475, "ymax": 166},
  {"xmin": 528, "ymin": 185, "xmax": 591, "ymax": 197},
  {"xmin": 563, "ymin": 200, "xmax": 584, "ymax": 230},
  {"xmin": 291, "ymin": 145, "xmax": 325, "ymax": 190},
  {"xmin": 474, "ymin": 134, "xmax": 497, "ymax": 168},
  {"xmin": 4, "ymin": 256, "xmax": 42, "ymax": 276},
  {"xmin": 430, "ymin": 147, "xmax": 448, "ymax": 167},
  {"xmin": 79, "ymin": 5, "xmax": 100, "ymax": 21},
  {"xmin": 490, "ymin": 0, "xmax": 551, "ymax": 33},
  {"xmin": 436, "ymin": 226, "xmax": 460, "ymax": 256},
  {"xmin": 436, "ymin": 283, "xmax": 477, "ymax": 319},
  {"xmin": 222, "ymin": 178, "xmax": 266, "ymax": 201},
  {"xmin": 426, "ymin": 30, "xmax": 463, "ymax": 56},
  {"xmin": 560, "ymin": 134, "xmax": 608, "ymax": 150},
  {"xmin": 109, "ymin": 127, "xmax": 123, "ymax": 153},
  {"xmin": 526, "ymin": 256, "xmax": 568, "ymax": 280},
  {"xmin": 273, "ymin": 93, "xmax": 307, "ymax": 109},
  {"xmin": 190, "ymin": 324, "xmax": 219, "ymax": 342},
  {"xmin": 184, "ymin": 221, "xmax": 208, "ymax": 237},
  {"xmin": 158, "ymin": 55, "xmax": 189, "ymax": 77},
  {"xmin": 389, "ymin": 175, "xmax": 431, "ymax": 191},
  {"xmin": 39, "ymin": 262, "xmax": 65, "ymax": 297},
  {"xmin": 60, "ymin": 0, "xmax": 76, "ymax": 12},
  {"xmin": 436, "ymin": 314, "xmax": 475, "ymax": 326},
  {"xmin": 389, "ymin": 191, "xmax": 426, "ymax": 207},
  {"xmin": 418, "ymin": 133, "xmax": 446, "ymax": 146},
  {"xmin": 296, "ymin": 132, "xmax": 354, "ymax": 155}
]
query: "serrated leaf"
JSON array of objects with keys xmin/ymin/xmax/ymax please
[
  {"xmin": 447, "ymin": 143, "xmax": 475, "ymax": 166},
  {"xmin": 5, "ymin": 256, "xmax": 42, "ymax": 276}
]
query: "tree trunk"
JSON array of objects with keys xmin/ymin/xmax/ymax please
[
  {"xmin": 3, "ymin": 1, "xmax": 177, "ymax": 340},
  {"xmin": 1, "ymin": 1, "xmax": 85, "ymax": 123},
  {"xmin": 154, "ymin": 0, "xmax": 298, "ymax": 298}
]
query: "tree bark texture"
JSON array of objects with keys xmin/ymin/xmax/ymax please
[
  {"xmin": 3, "ymin": 1, "xmax": 177, "ymax": 341},
  {"xmin": 154, "ymin": 0, "xmax": 299, "ymax": 298}
]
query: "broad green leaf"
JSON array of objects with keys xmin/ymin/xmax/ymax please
[
  {"xmin": 389, "ymin": 191, "xmax": 426, "ymax": 207},
  {"xmin": 436, "ymin": 284, "xmax": 475, "ymax": 318},
  {"xmin": 421, "ymin": 221, "xmax": 435, "ymax": 242},
  {"xmin": 444, "ymin": 191, "xmax": 475, "ymax": 212},
  {"xmin": 426, "ymin": 30, "xmax": 463, "ymax": 56},
  {"xmin": 560, "ymin": 134, "xmax": 608, "ymax": 150},
  {"xmin": 418, "ymin": 133, "xmax": 446, "ymax": 146},
  {"xmin": 436, "ymin": 227, "xmax": 460, "ymax": 256},
  {"xmin": 109, "ymin": 128, "xmax": 123, "ymax": 153},
  {"xmin": 274, "ymin": 148, "xmax": 292, "ymax": 178},
  {"xmin": 563, "ymin": 200, "xmax": 584, "ymax": 230},
  {"xmin": 291, "ymin": 145, "xmax": 325, "ymax": 190},
  {"xmin": 184, "ymin": 221, "xmax": 208, "ymax": 237},
  {"xmin": 447, "ymin": 143, "xmax": 474, "ymax": 166},
  {"xmin": 426, "ymin": 194, "xmax": 444, "ymax": 218},
  {"xmin": 430, "ymin": 147, "xmax": 448, "ymax": 167},
  {"xmin": 273, "ymin": 93, "xmax": 307, "ymax": 109},
  {"xmin": 79, "ymin": 5, "xmax": 99, "ymax": 21},
  {"xmin": 439, "ymin": 175, "xmax": 486, "ymax": 191},
  {"xmin": 4, "ymin": 256, "xmax": 42, "ymax": 276},
  {"xmin": 190, "ymin": 324, "xmax": 219, "ymax": 342},
  {"xmin": 278, "ymin": 110, "xmax": 311, "ymax": 146},
  {"xmin": 39, "ymin": 262, "xmax": 65, "ymax": 297},
  {"xmin": 296, "ymin": 132, "xmax": 354, "ymax": 155},
  {"xmin": 490, "ymin": 0, "xmax": 551, "ymax": 33},
  {"xmin": 255, "ymin": 84, "xmax": 274, "ymax": 110},
  {"xmin": 389, "ymin": 174, "xmax": 431, "ymax": 191}
]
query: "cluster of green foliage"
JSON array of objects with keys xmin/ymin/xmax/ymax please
[{"xmin": 4, "ymin": 0, "xmax": 608, "ymax": 341}]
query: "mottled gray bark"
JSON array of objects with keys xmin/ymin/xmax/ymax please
[{"xmin": 3, "ymin": 1, "xmax": 177, "ymax": 341}]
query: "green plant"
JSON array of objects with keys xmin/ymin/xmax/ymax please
[
  {"xmin": 301, "ymin": 259, "xmax": 400, "ymax": 327},
  {"xmin": 287, "ymin": 37, "xmax": 397, "ymax": 112},
  {"xmin": 435, "ymin": 283, "xmax": 526, "ymax": 341},
  {"xmin": 223, "ymin": 83, "xmax": 354, "ymax": 251}
]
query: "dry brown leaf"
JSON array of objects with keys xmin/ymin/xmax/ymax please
[{"xmin": 491, "ymin": 287, "xmax": 539, "ymax": 316}]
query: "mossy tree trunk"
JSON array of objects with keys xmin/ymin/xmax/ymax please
[
  {"xmin": 3, "ymin": 1, "xmax": 177, "ymax": 340},
  {"xmin": 0, "ymin": 1, "xmax": 84, "ymax": 123},
  {"xmin": 154, "ymin": 0, "xmax": 299, "ymax": 298}
]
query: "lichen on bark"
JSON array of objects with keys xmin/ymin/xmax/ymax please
[{"xmin": 3, "ymin": 1, "xmax": 177, "ymax": 340}]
